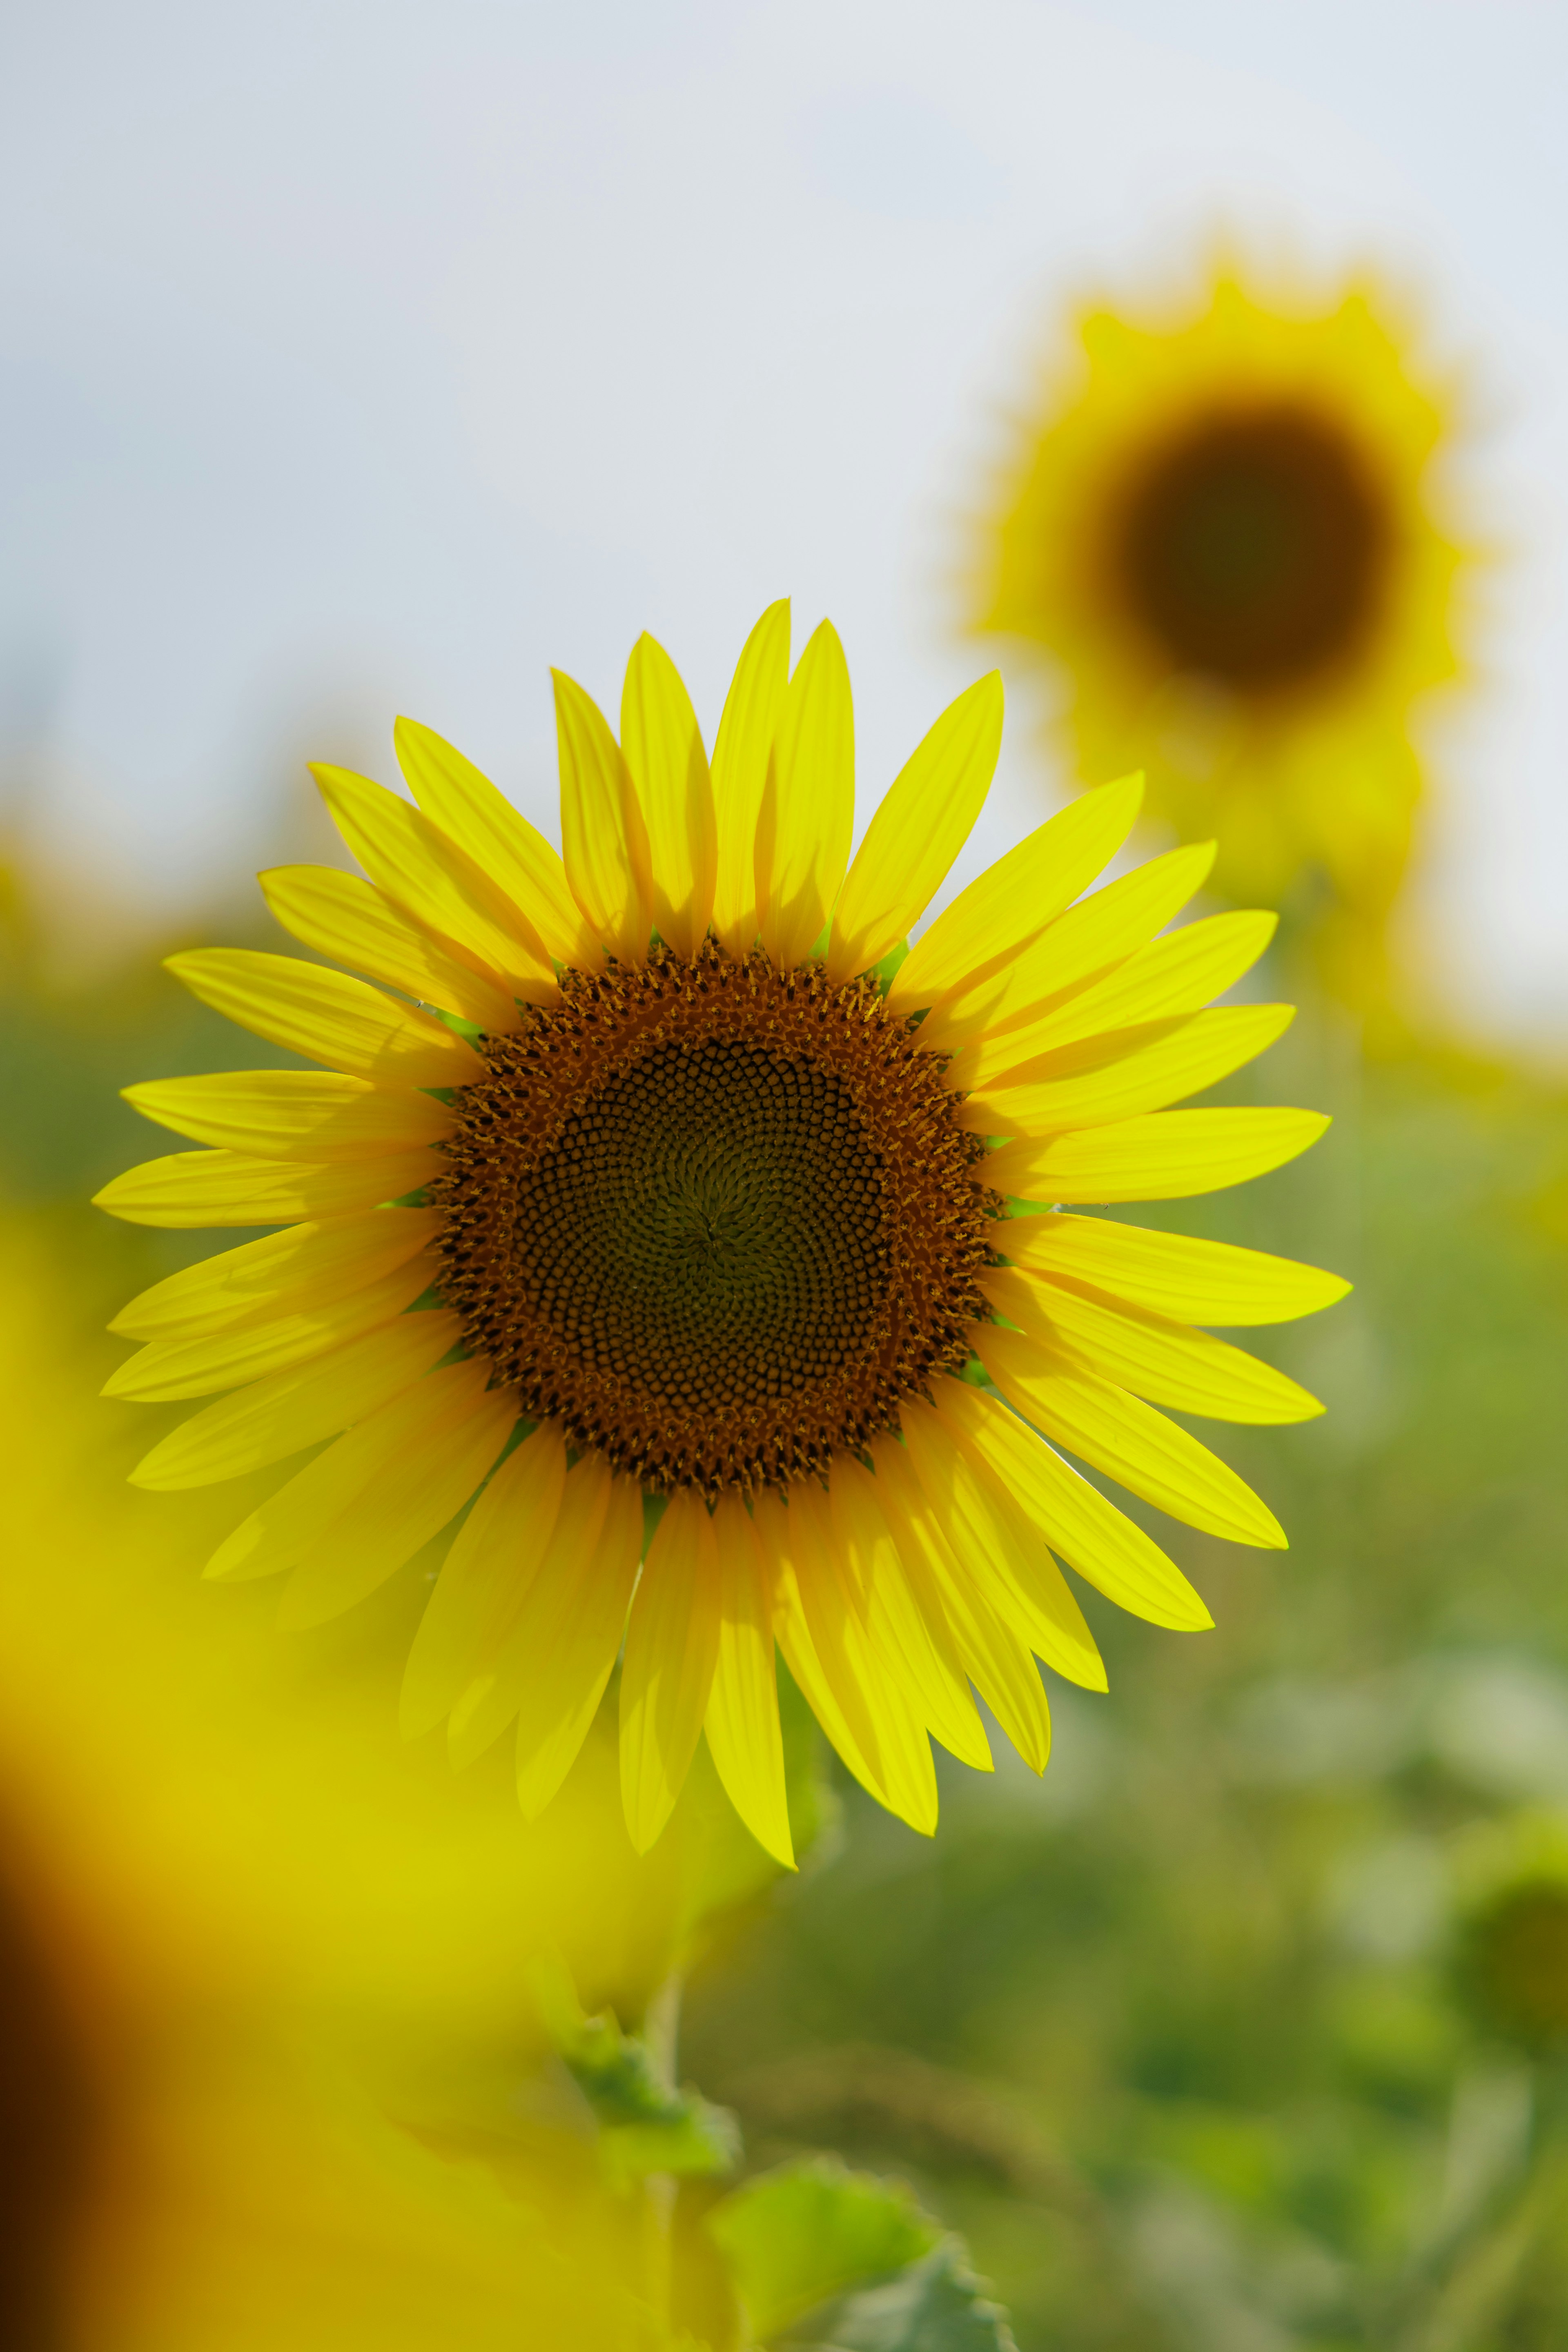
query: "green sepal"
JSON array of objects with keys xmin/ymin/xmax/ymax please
[{"xmin": 552, "ymin": 1998, "xmax": 740, "ymax": 2190}]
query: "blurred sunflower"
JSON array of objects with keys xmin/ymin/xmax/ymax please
[
  {"xmin": 1454, "ymin": 1813, "xmax": 1568, "ymax": 2055},
  {"xmin": 975, "ymin": 267, "xmax": 1470, "ymax": 1007},
  {"xmin": 97, "ymin": 604, "xmax": 1347, "ymax": 1860}
]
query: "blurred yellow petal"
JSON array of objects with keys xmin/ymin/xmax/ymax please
[
  {"xmin": 620, "ymin": 633, "xmax": 717, "ymax": 960},
  {"xmin": 711, "ymin": 599, "xmax": 790, "ymax": 958},
  {"xmin": 974, "ymin": 1323, "xmax": 1286, "ymax": 1549},
  {"xmin": 111, "ymin": 1210, "xmax": 438, "ymax": 1342},
  {"xmin": 987, "ymin": 1106, "xmax": 1332, "ymax": 1203},
  {"xmin": 129, "ymin": 1311, "xmax": 461, "ymax": 1490},
  {"xmin": 944, "ymin": 1363, "xmax": 1213, "ymax": 1629},
  {"xmin": 123, "ymin": 1071, "xmax": 452, "ymax": 1161},
  {"xmin": 279, "ymin": 1368, "xmax": 515, "ymax": 1629},
  {"xmin": 93, "ymin": 1147, "xmax": 439, "ymax": 1228},
  {"xmin": 312, "ymin": 762, "xmax": 555, "ymax": 999},
  {"xmin": 164, "ymin": 949, "xmax": 482, "ymax": 1085},
  {"xmin": 394, "ymin": 715, "xmax": 601, "ymax": 967},
  {"xmin": 104, "ymin": 1257, "xmax": 435, "ymax": 1400},
  {"xmin": 703, "ymin": 1493, "xmax": 793, "ymax": 1869},
  {"xmin": 513, "ymin": 1471, "xmax": 643, "ymax": 1818},
  {"xmin": 828, "ymin": 670, "xmax": 1003, "ymax": 984},
  {"xmin": 400, "ymin": 1422, "xmax": 568, "ymax": 1737},
  {"xmin": 552, "ymin": 670, "xmax": 652, "ymax": 962},
  {"xmin": 756, "ymin": 620, "xmax": 853, "ymax": 971},
  {"xmin": 620, "ymin": 1488, "xmax": 723, "ymax": 1853},
  {"xmin": 260, "ymin": 864, "xmax": 520, "ymax": 1032},
  {"xmin": 962, "ymin": 1004, "xmax": 1294, "ymax": 1137},
  {"xmin": 1001, "ymin": 1211, "xmax": 1351, "ymax": 1326},
  {"xmin": 984, "ymin": 1263, "xmax": 1323, "ymax": 1425},
  {"xmin": 884, "ymin": 771, "xmax": 1143, "ymax": 1016}
]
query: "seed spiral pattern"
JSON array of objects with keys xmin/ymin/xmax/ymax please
[{"xmin": 432, "ymin": 940, "xmax": 998, "ymax": 1496}]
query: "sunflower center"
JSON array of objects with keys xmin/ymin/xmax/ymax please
[
  {"xmin": 434, "ymin": 941, "xmax": 996, "ymax": 1496},
  {"xmin": 1115, "ymin": 402, "xmax": 1388, "ymax": 690}
]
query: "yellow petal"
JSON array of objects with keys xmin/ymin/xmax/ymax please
[
  {"xmin": 260, "ymin": 864, "xmax": 519, "ymax": 1032},
  {"xmin": 756, "ymin": 1490, "xmax": 886, "ymax": 1803},
  {"xmin": 164, "ymin": 949, "xmax": 484, "ymax": 1085},
  {"xmin": 104, "ymin": 1256, "xmax": 435, "ymax": 1400},
  {"xmin": 704, "ymin": 1494, "xmax": 793, "ymax": 1869},
  {"xmin": 400, "ymin": 1423, "xmax": 568, "ymax": 1737},
  {"xmin": 828, "ymin": 671, "xmax": 1003, "ymax": 984},
  {"xmin": 122, "ymin": 1071, "xmax": 452, "ymax": 1161},
  {"xmin": 109, "ymin": 1208, "xmax": 438, "ymax": 1341},
  {"xmin": 922, "ymin": 838, "xmax": 1217, "ymax": 1051},
  {"xmin": 93, "ymin": 1146, "xmax": 439, "ymax": 1228},
  {"xmin": 512, "ymin": 1470, "xmax": 644, "ymax": 1818},
  {"xmin": 129, "ymin": 1308, "xmax": 461, "ymax": 1490},
  {"xmin": 448, "ymin": 1453, "xmax": 613, "ymax": 1768},
  {"xmin": 973, "ymin": 1323, "xmax": 1285, "ymax": 1549},
  {"xmin": 711, "ymin": 601, "xmax": 790, "ymax": 959},
  {"xmin": 961, "ymin": 1005, "xmax": 1295, "ymax": 1137},
  {"xmin": 949, "ymin": 906, "xmax": 1275, "ymax": 1089},
  {"xmin": 870, "ymin": 1434, "xmax": 1051, "ymax": 1774},
  {"xmin": 312, "ymin": 763, "xmax": 555, "ymax": 999},
  {"xmin": 620, "ymin": 1489, "xmax": 724, "ymax": 1853},
  {"xmin": 394, "ymin": 715, "xmax": 601, "ymax": 967},
  {"xmin": 756, "ymin": 620, "xmax": 854, "ymax": 971},
  {"xmin": 279, "ymin": 1367, "xmax": 515, "ymax": 1629},
  {"xmin": 944, "ymin": 1361, "xmax": 1213, "ymax": 1630},
  {"xmin": 987, "ymin": 1107, "xmax": 1332, "ymax": 1203},
  {"xmin": 900, "ymin": 1392, "xmax": 1107, "ymax": 1691},
  {"xmin": 984, "ymin": 1264, "xmax": 1323, "ymax": 1425},
  {"xmin": 884, "ymin": 773, "xmax": 1142, "ymax": 1017},
  {"xmin": 828, "ymin": 1457, "xmax": 991, "ymax": 1771},
  {"xmin": 552, "ymin": 671, "xmax": 652, "ymax": 962},
  {"xmin": 1001, "ymin": 1212, "xmax": 1351, "ymax": 1327},
  {"xmin": 621, "ymin": 633, "xmax": 717, "ymax": 961}
]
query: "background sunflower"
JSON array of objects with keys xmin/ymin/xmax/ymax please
[{"xmin": 973, "ymin": 265, "xmax": 1473, "ymax": 1017}]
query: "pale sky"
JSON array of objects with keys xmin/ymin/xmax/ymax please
[{"xmin": 3, "ymin": 0, "xmax": 1566, "ymax": 1045}]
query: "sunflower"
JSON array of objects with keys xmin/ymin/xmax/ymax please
[
  {"xmin": 97, "ymin": 603, "xmax": 1347, "ymax": 1862},
  {"xmin": 975, "ymin": 267, "xmax": 1468, "ymax": 1005}
]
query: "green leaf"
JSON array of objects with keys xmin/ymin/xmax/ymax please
[
  {"xmin": 706, "ymin": 2158, "xmax": 939, "ymax": 2340},
  {"xmin": 775, "ymin": 2241, "xmax": 1017, "ymax": 2352},
  {"xmin": 544, "ymin": 1980, "xmax": 741, "ymax": 2189}
]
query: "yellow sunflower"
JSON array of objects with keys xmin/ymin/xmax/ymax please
[
  {"xmin": 975, "ymin": 267, "xmax": 1468, "ymax": 1005},
  {"xmin": 96, "ymin": 602, "xmax": 1347, "ymax": 1862}
]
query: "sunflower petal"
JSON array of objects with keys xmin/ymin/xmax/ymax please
[
  {"xmin": 829, "ymin": 671, "xmax": 1003, "ymax": 984},
  {"xmin": 104, "ymin": 1255, "xmax": 435, "ymax": 1400},
  {"xmin": 900, "ymin": 1392, "xmax": 1107, "ymax": 1691},
  {"xmin": 949, "ymin": 906, "xmax": 1275, "ymax": 1088},
  {"xmin": 829, "ymin": 1457, "xmax": 991, "ymax": 1770},
  {"xmin": 973, "ymin": 1324, "xmax": 1285, "ymax": 1549},
  {"xmin": 984, "ymin": 1264, "xmax": 1323, "ymax": 1424},
  {"xmin": 987, "ymin": 1107, "xmax": 1331, "ymax": 1203},
  {"xmin": 711, "ymin": 601, "xmax": 790, "ymax": 959},
  {"xmin": 704, "ymin": 1494, "xmax": 793, "ymax": 1869},
  {"xmin": 260, "ymin": 864, "xmax": 519, "ymax": 1032},
  {"xmin": 756, "ymin": 1490, "xmax": 886, "ymax": 1803},
  {"xmin": 109, "ymin": 1209, "xmax": 439, "ymax": 1342},
  {"xmin": 122, "ymin": 1071, "xmax": 452, "ymax": 1161},
  {"xmin": 621, "ymin": 634, "xmax": 717, "ymax": 961},
  {"xmin": 884, "ymin": 773, "xmax": 1143, "ymax": 1017},
  {"xmin": 962, "ymin": 1004, "xmax": 1294, "ymax": 1137},
  {"xmin": 756, "ymin": 621, "xmax": 854, "ymax": 971},
  {"xmin": 277, "ymin": 1367, "xmax": 514, "ymax": 1629},
  {"xmin": 552, "ymin": 671, "xmax": 653, "ymax": 962},
  {"xmin": 312, "ymin": 763, "xmax": 555, "ymax": 999},
  {"xmin": 620, "ymin": 1489, "xmax": 724, "ymax": 1853},
  {"xmin": 164, "ymin": 949, "xmax": 483, "ymax": 1085},
  {"xmin": 943, "ymin": 1366, "xmax": 1213, "ymax": 1630},
  {"xmin": 93, "ymin": 1147, "xmax": 439, "ymax": 1228},
  {"xmin": 394, "ymin": 715, "xmax": 601, "ymax": 967},
  {"xmin": 400, "ymin": 1423, "xmax": 568, "ymax": 1737},
  {"xmin": 512, "ymin": 1470, "xmax": 644, "ymax": 1818},
  {"xmin": 128, "ymin": 1309, "xmax": 461, "ymax": 1490},
  {"xmin": 1001, "ymin": 1212, "xmax": 1351, "ymax": 1326},
  {"xmin": 871, "ymin": 1434, "xmax": 1051, "ymax": 1774}
]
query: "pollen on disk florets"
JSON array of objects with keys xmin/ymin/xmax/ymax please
[{"xmin": 431, "ymin": 938, "xmax": 999, "ymax": 1498}]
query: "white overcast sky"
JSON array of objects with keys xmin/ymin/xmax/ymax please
[{"xmin": 3, "ymin": 0, "xmax": 1567, "ymax": 1046}]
